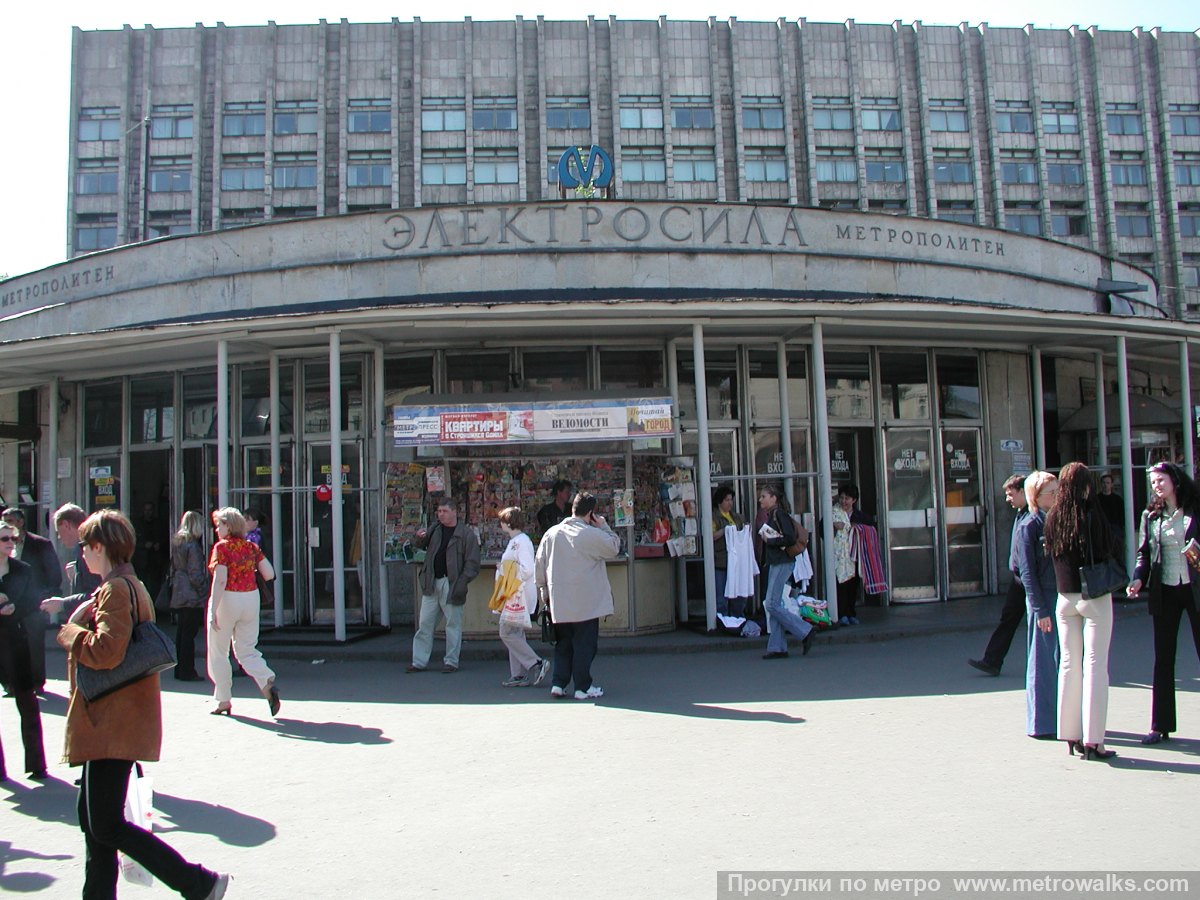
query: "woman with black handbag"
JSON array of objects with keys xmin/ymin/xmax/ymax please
[
  {"xmin": 57, "ymin": 509, "xmax": 228, "ymax": 899},
  {"xmin": 1127, "ymin": 461, "xmax": 1200, "ymax": 745},
  {"xmin": 1044, "ymin": 462, "xmax": 1119, "ymax": 761}
]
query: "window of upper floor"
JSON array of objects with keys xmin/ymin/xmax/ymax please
[
  {"xmin": 860, "ymin": 97, "xmax": 899, "ymax": 132},
  {"xmin": 76, "ymin": 158, "xmax": 118, "ymax": 195},
  {"xmin": 622, "ymin": 147, "xmax": 666, "ymax": 183},
  {"xmin": 150, "ymin": 104, "xmax": 193, "ymax": 139},
  {"xmin": 864, "ymin": 149, "xmax": 904, "ymax": 183},
  {"xmin": 995, "ymin": 100, "xmax": 1032, "ymax": 134},
  {"xmin": 671, "ymin": 96, "xmax": 714, "ymax": 130},
  {"xmin": 937, "ymin": 200, "xmax": 975, "ymax": 224},
  {"xmin": 274, "ymin": 152, "xmax": 318, "ymax": 189},
  {"xmin": 220, "ymin": 154, "xmax": 265, "ymax": 191},
  {"xmin": 275, "ymin": 100, "xmax": 318, "ymax": 135},
  {"xmin": 619, "ymin": 96, "xmax": 664, "ymax": 130},
  {"xmin": 1171, "ymin": 105, "xmax": 1200, "ymax": 138},
  {"xmin": 815, "ymin": 148, "xmax": 855, "ymax": 183},
  {"xmin": 546, "ymin": 96, "xmax": 590, "ymax": 130},
  {"xmin": 743, "ymin": 96, "xmax": 784, "ymax": 130},
  {"xmin": 79, "ymin": 107, "xmax": 121, "ymax": 142},
  {"xmin": 351, "ymin": 98, "xmax": 392, "ymax": 133},
  {"xmin": 673, "ymin": 147, "xmax": 716, "ymax": 182},
  {"xmin": 1046, "ymin": 150, "xmax": 1084, "ymax": 186},
  {"xmin": 74, "ymin": 214, "xmax": 117, "ymax": 252},
  {"xmin": 1000, "ymin": 151, "xmax": 1037, "ymax": 185},
  {"xmin": 928, "ymin": 99, "xmax": 967, "ymax": 133},
  {"xmin": 349, "ymin": 150, "xmax": 392, "ymax": 187},
  {"xmin": 1050, "ymin": 202, "xmax": 1088, "ymax": 238},
  {"xmin": 421, "ymin": 149, "xmax": 465, "ymax": 186},
  {"xmin": 1004, "ymin": 201, "xmax": 1040, "ymax": 236},
  {"xmin": 1110, "ymin": 151, "xmax": 1147, "ymax": 187},
  {"xmin": 1176, "ymin": 152, "xmax": 1200, "ymax": 186},
  {"xmin": 812, "ymin": 97, "xmax": 852, "ymax": 131},
  {"xmin": 148, "ymin": 156, "xmax": 192, "ymax": 193},
  {"xmin": 1106, "ymin": 103, "xmax": 1143, "ymax": 136},
  {"xmin": 474, "ymin": 148, "xmax": 519, "ymax": 185},
  {"xmin": 473, "ymin": 97, "xmax": 517, "ymax": 131},
  {"xmin": 222, "ymin": 101, "xmax": 266, "ymax": 137},
  {"xmin": 932, "ymin": 150, "xmax": 971, "ymax": 184},
  {"xmin": 744, "ymin": 147, "xmax": 787, "ymax": 182},
  {"xmin": 1041, "ymin": 101, "xmax": 1078, "ymax": 135}
]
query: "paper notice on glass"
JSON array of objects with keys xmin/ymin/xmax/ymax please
[
  {"xmin": 669, "ymin": 500, "xmax": 686, "ymax": 518},
  {"xmin": 678, "ymin": 482, "xmax": 696, "ymax": 501},
  {"xmin": 665, "ymin": 537, "xmax": 682, "ymax": 557},
  {"xmin": 683, "ymin": 519, "xmax": 697, "ymax": 536}
]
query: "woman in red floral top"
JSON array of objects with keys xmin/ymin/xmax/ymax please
[{"xmin": 206, "ymin": 507, "xmax": 279, "ymax": 717}]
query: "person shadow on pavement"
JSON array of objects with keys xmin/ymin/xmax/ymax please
[
  {"xmin": 221, "ymin": 715, "xmax": 391, "ymax": 745},
  {"xmin": 152, "ymin": 793, "xmax": 276, "ymax": 848},
  {"xmin": 0, "ymin": 839, "xmax": 73, "ymax": 893}
]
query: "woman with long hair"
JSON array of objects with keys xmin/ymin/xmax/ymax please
[
  {"xmin": 206, "ymin": 507, "xmax": 279, "ymax": 718},
  {"xmin": 170, "ymin": 512, "xmax": 209, "ymax": 682},
  {"xmin": 1014, "ymin": 471, "xmax": 1059, "ymax": 738},
  {"xmin": 1043, "ymin": 462, "xmax": 1118, "ymax": 760},
  {"xmin": 1127, "ymin": 461, "xmax": 1200, "ymax": 745},
  {"xmin": 57, "ymin": 510, "xmax": 228, "ymax": 898},
  {"xmin": 759, "ymin": 485, "xmax": 814, "ymax": 660}
]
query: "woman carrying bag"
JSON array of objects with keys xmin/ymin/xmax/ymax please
[
  {"xmin": 0, "ymin": 519, "xmax": 48, "ymax": 781},
  {"xmin": 169, "ymin": 512, "xmax": 209, "ymax": 683},
  {"xmin": 1127, "ymin": 461, "xmax": 1200, "ymax": 745},
  {"xmin": 57, "ymin": 509, "xmax": 228, "ymax": 899},
  {"xmin": 1044, "ymin": 462, "xmax": 1119, "ymax": 761},
  {"xmin": 493, "ymin": 507, "xmax": 550, "ymax": 688}
]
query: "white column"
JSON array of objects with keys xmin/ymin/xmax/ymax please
[
  {"xmin": 667, "ymin": 340, "xmax": 687, "ymax": 623},
  {"xmin": 217, "ymin": 340, "xmax": 230, "ymax": 509},
  {"xmin": 1031, "ymin": 347, "xmax": 1045, "ymax": 470},
  {"xmin": 811, "ymin": 322, "xmax": 837, "ymax": 619},
  {"xmin": 778, "ymin": 340, "xmax": 794, "ymax": 512},
  {"xmin": 329, "ymin": 331, "xmax": 346, "ymax": 642},
  {"xmin": 375, "ymin": 347, "xmax": 390, "ymax": 628},
  {"xmin": 1116, "ymin": 336, "xmax": 1135, "ymax": 572},
  {"xmin": 47, "ymin": 379, "xmax": 59, "ymax": 551},
  {"xmin": 269, "ymin": 353, "xmax": 284, "ymax": 628},
  {"xmin": 1181, "ymin": 341, "xmax": 1194, "ymax": 477},
  {"xmin": 692, "ymin": 324, "xmax": 717, "ymax": 632},
  {"xmin": 1094, "ymin": 352, "xmax": 1107, "ymax": 470}
]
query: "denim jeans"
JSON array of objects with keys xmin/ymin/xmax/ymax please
[{"xmin": 763, "ymin": 563, "xmax": 811, "ymax": 653}]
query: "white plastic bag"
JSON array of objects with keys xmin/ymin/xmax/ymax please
[{"xmin": 119, "ymin": 764, "xmax": 156, "ymax": 886}]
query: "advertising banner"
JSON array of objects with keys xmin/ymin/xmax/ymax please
[{"xmin": 394, "ymin": 397, "xmax": 674, "ymax": 447}]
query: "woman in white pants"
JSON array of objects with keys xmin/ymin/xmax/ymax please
[
  {"xmin": 495, "ymin": 508, "xmax": 550, "ymax": 688},
  {"xmin": 1043, "ymin": 462, "xmax": 1117, "ymax": 761},
  {"xmin": 206, "ymin": 507, "xmax": 279, "ymax": 717}
]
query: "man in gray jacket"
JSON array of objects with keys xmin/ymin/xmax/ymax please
[
  {"xmin": 408, "ymin": 496, "xmax": 481, "ymax": 674},
  {"xmin": 535, "ymin": 492, "xmax": 621, "ymax": 700}
]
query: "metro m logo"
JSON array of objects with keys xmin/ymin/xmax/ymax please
[{"xmin": 557, "ymin": 145, "xmax": 614, "ymax": 197}]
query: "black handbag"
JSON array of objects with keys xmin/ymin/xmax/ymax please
[
  {"xmin": 154, "ymin": 569, "xmax": 173, "ymax": 612},
  {"xmin": 1078, "ymin": 516, "xmax": 1128, "ymax": 599},
  {"xmin": 76, "ymin": 577, "xmax": 177, "ymax": 703}
]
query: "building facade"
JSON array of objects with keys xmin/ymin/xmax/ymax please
[
  {"xmin": 65, "ymin": 17, "xmax": 1200, "ymax": 315},
  {"xmin": 1, "ymin": 18, "xmax": 1198, "ymax": 639}
]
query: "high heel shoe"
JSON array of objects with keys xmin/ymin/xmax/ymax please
[
  {"xmin": 209, "ymin": 702, "xmax": 232, "ymax": 716},
  {"xmin": 1082, "ymin": 743, "xmax": 1116, "ymax": 760},
  {"xmin": 261, "ymin": 679, "xmax": 281, "ymax": 717},
  {"xmin": 1065, "ymin": 740, "xmax": 1085, "ymax": 757}
]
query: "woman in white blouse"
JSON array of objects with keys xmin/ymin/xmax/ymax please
[
  {"xmin": 495, "ymin": 507, "xmax": 550, "ymax": 688},
  {"xmin": 1128, "ymin": 461, "xmax": 1200, "ymax": 745}
]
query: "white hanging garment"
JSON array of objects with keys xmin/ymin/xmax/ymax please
[
  {"xmin": 724, "ymin": 524, "xmax": 758, "ymax": 598},
  {"xmin": 791, "ymin": 548, "xmax": 813, "ymax": 591}
]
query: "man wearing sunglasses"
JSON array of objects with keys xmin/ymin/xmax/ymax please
[{"xmin": 1, "ymin": 508, "xmax": 62, "ymax": 696}]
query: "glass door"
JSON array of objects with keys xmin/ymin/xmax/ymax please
[
  {"xmin": 242, "ymin": 445, "xmax": 299, "ymax": 624},
  {"xmin": 181, "ymin": 445, "xmax": 218, "ymax": 523},
  {"xmin": 883, "ymin": 428, "xmax": 938, "ymax": 602},
  {"xmin": 940, "ymin": 428, "xmax": 986, "ymax": 596},
  {"xmin": 306, "ymin": 442, "xmax": 365, "ymax": 625}
]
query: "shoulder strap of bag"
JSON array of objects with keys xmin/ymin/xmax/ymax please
[{"xmin": 121, "ymin": 576, "xmax": 142, "ymax": 626}]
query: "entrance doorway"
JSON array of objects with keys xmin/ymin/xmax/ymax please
[
  {"xmin": 883, "ymin": 428, "xmax": 938, "ymax": 602},
  {"xmin": 129, "ymin": 448, "xmax": 171, "ymax": 598},
  {"xmin": 306, "ymin": 442, "xmax": 365, "ymax": 625},
  {"xmin": 940, "ymin": 428, "xmax": 986, "ymax": 596},
  {"xmin": 241, "ymin": 445, "xmax": 298, "ymax": 624}
]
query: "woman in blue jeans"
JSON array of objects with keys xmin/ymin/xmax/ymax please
[{"xmin": 759, "ymin": 485, "xmax": 814, "ymax": 660}]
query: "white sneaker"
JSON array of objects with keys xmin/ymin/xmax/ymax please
[
  {"xmin": 574, "ymin": 685, "xmax": 604, "ymax": 700},
  {"xmin": 204, "ymin": 874, "xmax": 230, "ymax": 900},
  {"xmin": 550, "ymin": 685, "xmax": 567, "ymax": 698},
  {"xmin": 531, "ymin": 658, "xmax": 551, "ymax": 687}
]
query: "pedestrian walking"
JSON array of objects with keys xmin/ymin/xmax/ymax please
[
  {"xmin": 492, "ymin": 507, "xmax": 550, "ymax": 688},
  {"xmin": 969, "ymin": 474, "xmax": 1028, "ymax": 676}
]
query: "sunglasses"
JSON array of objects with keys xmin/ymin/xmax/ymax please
[{"xmin": 0, "ymin": 536, "xmax": 15, "ymax": 543}]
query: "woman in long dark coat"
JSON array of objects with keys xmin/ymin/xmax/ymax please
[{"xmin": 0, "ymin": 520, "xmax": 48, "ymax": 781}]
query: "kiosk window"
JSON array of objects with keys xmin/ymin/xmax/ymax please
[
  {"xmin": 447, "ymin": 352, "xmax": 511, "ymax": 394},
  {"xmin": 600, "ymin": 350, "xmax": 664, "ymax": 390}
]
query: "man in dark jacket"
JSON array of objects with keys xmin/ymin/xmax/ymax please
[
  {"xmin": 2, "ymin": 508, "xmax": 62, "ymax": 695},
  {"xmin": 407, "ymin": 497, "xmax": 481, "ymax": 674}
]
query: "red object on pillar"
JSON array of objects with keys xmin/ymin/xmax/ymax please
[{"xmin": 315, "ymin": 484, "xmax": 333, "ymax": 502}]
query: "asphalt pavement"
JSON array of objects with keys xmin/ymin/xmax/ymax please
[{"xmin": 2, "ymin": 599, "xmax": 1197, "ymax": 899}]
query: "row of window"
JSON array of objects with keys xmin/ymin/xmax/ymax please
[
  {"xmin": 72, "ymin": 150, "xmax": 1200, "ymax": 196},
  {"xmin": 83, "ymin": 100, "xmax": 1200, "ymax": 142}
]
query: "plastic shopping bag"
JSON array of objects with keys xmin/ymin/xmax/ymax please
[{"xmin": 119, "ymin": 764, "xmax": 156, "ymax": 886}]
